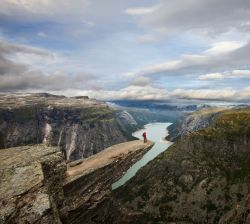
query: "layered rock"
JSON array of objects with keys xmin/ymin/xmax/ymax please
[
  {"xmin": 63, "ymin": 140, "xmax": 154, "ymax": 224},
  {"xmin": 167, "ymin": 107, "xmax": 227, "ymax": 141},
  {"xmin": 0, "ymin": 140, "xmax": 154, "ymax": 224},
  {"xmin": 112, "ymin": 108, "xmax": 250, "ymax": 224},
  {"xmin": 115, "ymin": 110, "xmax": 138, "ymax": 140},
  {"xmin": 0, "ymin": 93, "xmax": 130, "ymax": 160},
  {"xmin": 0, "ymin": 144, "xmax": 66, "ymax": 223}
]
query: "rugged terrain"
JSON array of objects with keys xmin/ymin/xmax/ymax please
[
  {"xmin": 0, "ymin": 93, "xmax": 136, "ymax": 160},
  {"xmin": 108, "ymin": 100, "xmax": 189, "ymax": 126},
  {"xmin": 1, "ymin": 94, "xmax": 249, "ymax": 223},
  {"xmin": 0, "ymin": 140, "xmax": 154, "ymax": 224},
  {"xmin": 0, "ymin": 144, "xmax": 67, "ymax": 223},
  {"xmin": 167, "ymin": 107, "xmax": 228, "ymax": 142},
  {"xmin": 111, "ymin": 107, "xmax": 250, "ymax": 224}
]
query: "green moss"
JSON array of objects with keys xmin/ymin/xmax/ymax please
[
  {"xmin": 85, "ymin": 117, "xmax": 114, "ymax": 123},
  {"xmin": 11, "ymin": 104, "xmax": 45, "ymax": 121},
  {"xmin": 80, "ymin": 107, "xmax": 114, "ymax": 122},
  {"xmin": 196, "ymin": 108, "xmax": 250, "ymax": 141},
  {"xmin": 181, "ymin": 108, "xmax": 250, "ymax": 183}
]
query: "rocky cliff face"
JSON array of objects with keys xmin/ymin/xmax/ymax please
[
  {"xmin": 0, "ymin": 144, "xmax": 67, "ymax": 224},
  {"xmin": 0, "ymin": 140, "xmax": 153, "ymax": 224},
  {"xmin": 167, "ymin": 107, "xmax": 227, "ymax": 142},
  {"xmin": 63, "ymin": 140, "xmax": 154, "ymax": 224},
  {"xmin": 115, "ymin": 110, "xmax": 138, "ymax": 140},
  {"xmin": 0, "ymin": 93, "xmax": 132, "ymax": 160},
  {"xmin": 111, "ymin": 108, "xmax": 250, "ymax": 224}
]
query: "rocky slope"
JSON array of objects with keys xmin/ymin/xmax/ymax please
[
  {"xmin": 0, "ymin": 144, "xmax": 67, "ymax": 223},
  {"xmin": 0, "ymin": 140, "xmax": 153, "ymax": 224},
  {"xmin": 111, "ymin": 107, "xmax": 250, "ymax": 224},
  {"xmin": 0, "ymin": 93, "xmax": 136, "ymax": 161},
  {"xmin": 64, "ymin": 140, "xmax": 154, "ymax": 224},
  {"xmin": 114, "ymin": 110, "xmax": 138, "ymax": 140},
  {"xmin": 167, "ymin": 107, "xmax": 228, "ymax": 142}
]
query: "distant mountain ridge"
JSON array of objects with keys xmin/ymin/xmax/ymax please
[
  {"xmin": 0, "ymin": 93, "xmax": 137, "ymax": 160},
  {"xmin": 109, "ymin": 107, "xmax": 250, "ymax": 224}
]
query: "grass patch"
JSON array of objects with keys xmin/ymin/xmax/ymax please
[{"xmin": 80, "ymin": 107, "xmax": 114, "ymax": 122}]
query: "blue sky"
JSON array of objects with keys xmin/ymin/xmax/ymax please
[{"xmin": 0, "ymin": 0, "xmax": 250, "ymax": 101}]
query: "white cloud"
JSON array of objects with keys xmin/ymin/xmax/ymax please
[
  {"xmin": 125, "ymin": 6, "xmax": 157, "ymax": 16},
  {"xmin": 125, "ymin": 40, "xmax": 248, "ymax": 78},
  {"xmin": 199, "ymin": 70, "xmax": 250, "ymax": 80},
  {"xmin": 49, "ymin": 85, "xmax": 170, "ymax": 101},
  {"xmin": 198, "ymin": 73, "xmax": 224, "ymax": 80},
  {"xmin": 48, "ymin": 85, "xmax": 250, "ymax": 102},
  {"xmin": 130, "ymin": 76, "xmax": 151, "ymax": 86},
  {"xmin": 171, "ymin": 88, "xmax": 236, "ymax": 100},
  {"xmin": 231, "ymin": 70, "xmax": 250, "ymax": 77},
  {"xmin": 126, "ymin": 0, "xmax": 250, "ymax": 39},
  {"xmin": 238, "ymin": 86, "xmax": 250, "ymax": 99},
  {"xmin": 205, "ymin": 41, "xmax": 245, "ymax": 55},
  {"xmin": 0, "ymin": 40, "xmax": 97, "ymax": 91},
  {"xmin": 0, "ymin": 0, "xmax": 90, "ymax": 20}
]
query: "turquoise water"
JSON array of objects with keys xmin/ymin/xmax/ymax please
[{"xmin": 112, "ymin": 122, "xmax": 173, "ymax": 190}]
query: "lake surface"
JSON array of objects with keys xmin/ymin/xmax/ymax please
[{"xmin": 112, "ymin": 122, "xmax": 173, "ymax": 190}]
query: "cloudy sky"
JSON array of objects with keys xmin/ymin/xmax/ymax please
[{"xmin": 1, "ymin": 0, "xmax": 250, "ymax": 101}]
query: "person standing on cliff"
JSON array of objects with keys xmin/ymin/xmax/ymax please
[{"xmin": 142, "ymin": 132, "xmax": 147, "ymax": 143}]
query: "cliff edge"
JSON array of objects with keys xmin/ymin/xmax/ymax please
[
  {"xmin": 0, "ymin": 93, "xmax": 133, "ymax": 160},
  {"xmin": 0, "ymin": 140, "xmax": 154, "ymax": 224},
  {"xmin": 112, "ymin": 107, "xmax": 250, "ymax": 224}
]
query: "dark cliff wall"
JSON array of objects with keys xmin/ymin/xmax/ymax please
[
  {"xmin": 167, "ymin": 107, "xmax": 227, "ymax": 142},
  {"xmin": 0, "ymin": 94, "xmax": 132, "ymax": 160},
  {"xmin": 63, "ymin": 141, "xmax": 154, "ymax": 224},
  {"xmin": 111, "ymin": 108, "xmax": 250, "ymax": 224},
  {"xmin": 0, "ymin": 141, "xmax": 154, "ymax": 224}
]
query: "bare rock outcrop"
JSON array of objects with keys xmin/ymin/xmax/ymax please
[
  {"xmin": 64, "ymin": 140, "xmax": 154, "ymax": 224},
  {"xmin": 0, "ymin": 145, "xmax": 67, "ymax": 223},
  {"xmin": 0, "ymin": 93, "xmax": 129, "ymax": 160},
  {"xmin": 167, "ymin": 107, "xmax": 227, "ymax": 141},
  {"xmin": 0, "ymin": 140, "xmax": 154, "ymax": 224}
]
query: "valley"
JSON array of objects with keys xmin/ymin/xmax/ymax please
[{"xmin": 0, "ymin": 93, "xmax": 249, "ymax": 224}]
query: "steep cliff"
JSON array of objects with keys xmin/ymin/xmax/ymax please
[
  {"xmin": 0, "ymin": 93, "xmax": 132, "ymax": 160},
  {"xmin": 0, "ymin": 144, "xmax": 67, "ymax": 224},
  {"xmin": 64, "ymin": 140, "xmax": 154, "ymax": 224},
  {"xmin": 0, "ymin": 141, "xmax": 154, "ymax": 224},
  {"xmin": 167, "ymin": 107, "xmax": 227, "ymax": 142},
  {"xmin": 115, "ymin": 110, "xmax": 138, "ymax": 140},
  {"xmin": 112, "ymin": 108, "xmax": 250, "ymax": 224}
]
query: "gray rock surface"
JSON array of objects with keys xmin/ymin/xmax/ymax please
[
  {"xmin": 115, "ymin": 110, "xmax": 138, "ymax": 139},
  {"xmin": 0, "ymin": 144, "xmax": 67, "ymax": 224},
  {"xmin": 63, "ymin": 140, "xmax": 154, "ymax": 224},
  {"xmin": 167, "ymin": 107, "xmax": 227, "ymax": 141},
  {"xmin": 0, "ymin": 141, "xmax": 154, "ymax": 224},
  {"xmin": 0, "ymin": 93, "xmax": 129, "ymax": 160}
]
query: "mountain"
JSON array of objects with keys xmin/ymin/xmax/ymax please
[
  {"xmin": 167, "ymin": 107, "xmax": 227, "ymax": 142},
  {"xmin": 108, "ymin": 100, "xmax": 193, "ymax": 127},
  {"xmin": 111, "ymin": 100, "xmax": 200, "ymax": 111},
  {"xmin": 0, "ymin": 141, "xmax": 154, "ymax": 224},
  {"xmin": 1, "ymin": 94, "xmax": 249, "ymax": 223},
  {"xmin": 0, "ymin": 93, "xmax": 137, "ymax": 161},
  {"xmin": 111, "ymin": 107, "xmax": 250, "ymax": 224}
]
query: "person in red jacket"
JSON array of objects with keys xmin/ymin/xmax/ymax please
[{"xmin": 142, "ymin": 132, "xmax": 147, "ymax": 143}]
